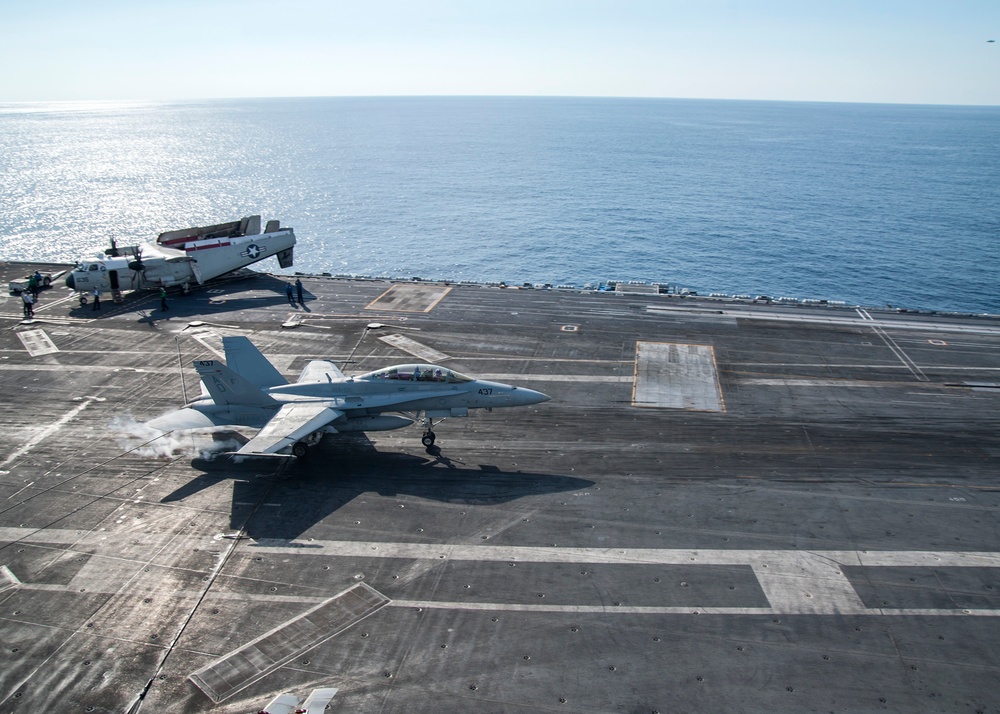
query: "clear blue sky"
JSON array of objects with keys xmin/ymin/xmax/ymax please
[{"xmin": 3, "ymin": 0, "xmax": 998, "ymax": 105}]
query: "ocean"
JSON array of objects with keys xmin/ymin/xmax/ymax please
[{"xmin": 0, "ymin": 96, "xmax": 997, "ymax": 313}]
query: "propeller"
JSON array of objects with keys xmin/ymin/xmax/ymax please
[
  {"xmin": 127, "ymin": 245, "xmax": 145, "ymax": 273},
  {"xmin": 127, "ymin": 246, "xmax": 147, "ymax": 287}
]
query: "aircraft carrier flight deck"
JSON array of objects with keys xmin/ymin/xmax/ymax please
[{"xmin": 2, "ymin": 263, "xmax": 999, "ymax": 713}]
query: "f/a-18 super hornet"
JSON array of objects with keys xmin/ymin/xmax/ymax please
[
  {"xmin": 146, "ymin": 337, "xmax": 551, "ymax": 457},
  {"xmin": 65, "ymin": 215, "xmax": 295, "ymax": 296}
]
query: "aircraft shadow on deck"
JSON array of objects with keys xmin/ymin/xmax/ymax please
[
  {"xmin": 162, "ymin": 433, "xmax": 593, "ymax": 542},
  {"xmin": 66, "ymin": 272, "xmax": 314, "ymax": 321},
  {"xmin": 190, "ymin": 273, "xmax": 314, "ymax": 316}
]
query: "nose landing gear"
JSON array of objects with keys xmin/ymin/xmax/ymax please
[{"xmin": 419, "ymin": 414, "xmax": 439, "ymax": 450}]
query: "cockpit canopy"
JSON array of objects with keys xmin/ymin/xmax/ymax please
[{"xmin": 358, "ymin": 364, "xmax": 473, "ymax": 384}]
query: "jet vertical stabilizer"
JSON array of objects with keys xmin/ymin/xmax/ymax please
[
  {"xmin": 240, "ymin": 215, "xmax": 262, "ymax": 235},
  {"xmin": 223, "ymin": 336, "xmax": 288, "ymax": 388},
  {"xmin": 194, "ymin": 360, "xmax": 279, "ymax": 408}
]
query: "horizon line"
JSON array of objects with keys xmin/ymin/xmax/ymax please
[{"xmin": 1, "ymin": 94, "xmax": 999, "ymax": 110}]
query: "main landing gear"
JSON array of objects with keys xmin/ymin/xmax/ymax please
[{"xmin": 291, "ymin": 432, "xmax": 324, "ymax": 458}]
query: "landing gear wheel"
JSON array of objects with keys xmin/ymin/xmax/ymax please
[
  {"xmin": 292, "ymin": 441, "xmax": 309, "ymax": 458},
  {"xmin": 421, "ymin": 431, "xmax": 436, "ymax": 447}
]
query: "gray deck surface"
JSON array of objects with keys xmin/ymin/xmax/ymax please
[{"xmin": 1, "ymin": 262, "xmax": 999, "ymax": 713}]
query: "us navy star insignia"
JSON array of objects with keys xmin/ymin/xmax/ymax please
[{"xmin": 241, "ymin": 244, "xmax": 263, "ymax": 259}]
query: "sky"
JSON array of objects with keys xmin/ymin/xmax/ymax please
[{"xmin": 2, "ymin": 0, "xmax": 998, "ymax": 105}]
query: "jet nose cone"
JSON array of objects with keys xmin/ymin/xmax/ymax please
[
  {"xmin": 515, "ymin": 387, "xmax": 551, "ymax": 405},
  {"xmin": 65, "ymin": 273, "xmax": 75, "ymax": 290}
]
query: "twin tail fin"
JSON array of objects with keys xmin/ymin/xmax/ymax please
[{"xmin": 194, "ymin": 360, "xmax": 279, "ymax": 407}]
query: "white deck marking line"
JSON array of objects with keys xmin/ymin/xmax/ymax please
[
  {"xmin": 0, "ymin": 398, "xmax": 94, "ymax": 469},
  {"xmin": 8, "ymin": 529, "xmax": 1000, "ymax": 570},
  {"xmin": 12, "ymin": 580, "xmax": 998, "ymax": 617},
  {"xmin": 478, "ymin": 374, "xmax": 632, "ymax": 383},
  {"xmin": 188, "ymin": 331, "xmax": 226, "ymax": 359},
  {"xmin": 733, "ymin": 363, "xmax": 1000, "ymax": 371},
  {"xmin": 2, "ymin": 315, "xmax": 81, "ymax": 325},
  {"xmin": 389, "ymin": 601, "xmax": 1000, "ymax": 617},
  {"xmin": 857, "ymin": 308, "xmax": 928, "ymax": 381},
  {"xmin": 0, "ymin": 364, "xmax": 154, "ymax": 373},
  {"xmin": 5, "ymin": 530, "xmax": 1000, "ymax": 616},
  {"xmin": 745, "ymin": 378, "xmax": 913, "ymax": 387},
  {"xmin": 246, "ymin": 542, "xmax": 1000, "ymax": 616},
  {"xmin": 246, "ymin": 541, "xmax": 1000, "ymax": 567},
  {"xmin": 31, "ymin": 292, "xmax": 79, "ymax": 311},
  {"xmin": 647, "ymin": 305, "xmax": 1000, "ymax": 336},
  {"xmin": 744, "ymin": 379, "xmax": 970, "ymax": 389},
  {"xmin": 378, "ymin": 334, "xmax": 451, "ymax": 363}
]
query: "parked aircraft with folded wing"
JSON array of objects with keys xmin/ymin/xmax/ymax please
[
  {"xmin": 64, "ymin": 215, "xmax": 295, "ymax": 296},
  {"xmin": 147, "ymin": 336, "xmax": 550, "ymax": 457}
]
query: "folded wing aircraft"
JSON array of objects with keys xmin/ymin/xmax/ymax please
[
  {"xmin": 64, "ymin": 215, "xmax": 295, "ymax": 294},
  {"xmin": 147, "ymin": 336, "xmax": 550, "ymax": 457}
]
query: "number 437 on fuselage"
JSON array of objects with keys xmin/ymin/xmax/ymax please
[{"xmin": 146, "ymin": 337, "xmax": 551, "ymax": 457}]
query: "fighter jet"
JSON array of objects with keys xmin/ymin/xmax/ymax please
[
  {"xmin": 146, "ymin": 336, "xmax": 551, "ymax": 457},
  {"xmin": 64, "ymin": 215, "xmax": 295, "ymax": 296}
]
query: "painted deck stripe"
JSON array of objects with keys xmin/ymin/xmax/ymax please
[
  {"xmin": 188, "ymin": 582, "xmax": 388, "ymax": 703},
  {"xmin": 632, "ymin": 341, "xmax": 725, "ymax": 411},
  {"xmin": 378, "ymin": 333, "xmax": 451, "ymax": 363},
  {"xmin": 646, "ymin": 305, "xmax": 1000, "ymax": 336},
  {"xmin": 0, "ymin": 398, "xmax": 94, "ymax": 469},
  {"xmin": 389, "ymin": 601, "xmax": 1000, "ymax": 617},
  {"xmin": 5, "ymin": 531, "xmax": 1000, "ymax": 616},
  {"xmin": 246, "ymin": 541, "xmax": 1000, "ymax": 568},
  {"xmin": 16, "ymin": 328, "xmax": 59, "ymax": 357}
]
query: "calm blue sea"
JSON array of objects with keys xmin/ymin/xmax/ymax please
[{"xmin": 1, "ymin": 97, "xmax": 997, "ymax": 313}]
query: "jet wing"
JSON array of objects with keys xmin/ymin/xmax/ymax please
[
  {"xmin": 297, "ymin": 359, "xmax": 345, "ymax": 382},
  {"xmin": 137, "ymin": 242, "xmax": 191, "ymax": 263},
  {"xmin": 237, "ymin": 403, "xmax": 343, "ymax": 455}
]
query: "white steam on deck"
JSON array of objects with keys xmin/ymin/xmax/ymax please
[{"xmin": 111, "ymin": 417, "xmax": 239, "ymax": 460}]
